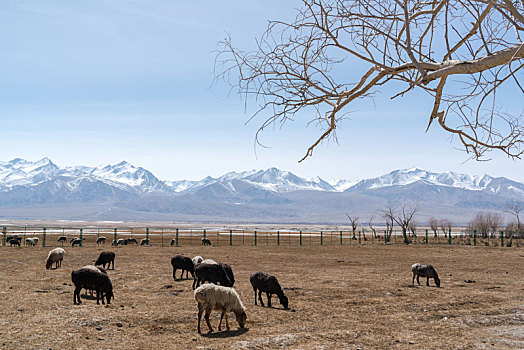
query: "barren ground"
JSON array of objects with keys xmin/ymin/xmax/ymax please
[{"xmin": 0, "ymin": 244, "xmax": 523, "ymax": 349}]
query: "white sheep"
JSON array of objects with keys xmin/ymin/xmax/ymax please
[
  {"xmin": 201, "ymin": 258, "xmax": 217, "ymax": 265},
  {"xmin": 46, "ymin": 248, "xmax": 65, "ymax": 270},
  {"xmin": 25, "ymin": 238, "xmax": 36, "ymax": 246},
  {"xmin": 32, "ymin": 237, "xmax": 39, "ymax": 245},
  {"xmin": 192, "ymin": 256, "xmax": 204, "ymax": 267},
  {"xmin": 194, "ymin": 284, "xmax": 247, "ymax": 333}
]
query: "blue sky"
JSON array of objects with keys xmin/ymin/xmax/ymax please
[{"xmin": 0, "ymin": 0, "xmax": 523, "ymax": 182}]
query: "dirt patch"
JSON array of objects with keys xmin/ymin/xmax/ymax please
[{"xmin": 0, "ymin": 244, "xmax": 522, "ymax": 349}]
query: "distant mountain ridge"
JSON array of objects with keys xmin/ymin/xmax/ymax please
[{"xmin": 0, "ymin": 158, "xmax": 522, "ymax": 224}]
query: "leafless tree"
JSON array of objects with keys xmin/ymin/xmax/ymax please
[
  {"xmin": 503, "ymin": 199, "xmax": 523, "ymax": 246},
  {"xmin": 217, "ymin": 1, "xmax": 524, "ymax": 162},
  {"xmin": 408, "ymin": 220, "xmax": 417, "ymax": 238},
  {"xmin": 468, "ymin": 212, "xmax": 501, "ymax": 238},
  {"xmin": 368, "ymin": 216, "xmax": 378, "ymax": 238},
  {"xmin": 392, "ymin": 203, "xmax": 419, "ymax": 244},
  {"xmin": 428, "ymin": 217, "xmax": 439, "ymax": 237},
  {"xmin": 382, "ymin": 205, "xmax": 395, "ymax": 242},
  {"xmin": 439, "ymin": 219, "xmax": 453, "ymax": 238},
  {"xmin": 346, "ymin": 214, "xmax": 359, "ymax": 240},
  {"xmin": 487, "ymin": 212, "xmax": 503, "ymax": 238}
]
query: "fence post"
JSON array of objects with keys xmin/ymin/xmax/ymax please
[
  {"xmin": 79, "ymin": 228, "xmax": 83, "ymax": 247},
  {"xmin": 42, "ymin": 227, "xmax": 46, "ymax": 247},
  {"xmin": 254, "ymin": 231, "xmax": 257, "ymax": 246},
  {"xmin": 113, "ymin": 228, "xmax": 117, "ymax": 246},
  {"xmin": 500, "ymin": 231, "xmax": 504, "ymax": 247},
  {"xmin": 229, "ymin": 230, "xmax": 232, "ymax": 246},
  {"xmin": 300, "ymin": 231, "xmax": 302, "ymax": 246},
  {"xmin": 340, "ymin": 231, "xmax": 343, "ymax": 245},
  {"xmin": 473, "ymin": 230, "xmax": 477, "ymax": 246},
  {"xmin": 358, "ymin": 231, "xmax": 361, "ymax": 245},
  {"xmin": 448, "ymin": 229, "xmax": 452, "ymax": 245},
  {"xmin": 384, "ymin": 230, "xmax": 387, "ymax": 245},
  {"xmin": 425, "ymin": 229, "xmax": 428, "ymax": 244},
  {"xmin": 161, "ymin": 229, "xmax": 164, "ymax": 247},
  {"xmin": 320, "ymin": 231, "xmax": 323, "ymax": 246},
  {"xmin": 2, "ymin": 227, "xmax": 6, "ymax": 246},
  {"xmin": 403, "ymin": 228, "xmax": 409, "ymax": 244},
  {"xmin": 203, "ymin": 229, "xmax": 206, "ymax": 246},
  {"xmin": 176, "ymin": 228, "xmax": 179, "ymax": 246},
  {"xmin": 277, "ymin": 231, "xmax": 280, "ymax": 246}
]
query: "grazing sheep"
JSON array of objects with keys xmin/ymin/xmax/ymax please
[
  {"xmin": 46, "ymin": 248, "xmax": 65, "ymax": 270},
  {"xmin": 194, "ymin": 259, "xmax": 234, "ymax": 286},
  {"xmin": 140, "ymin": 238, "xmax": 149, "ymax": 246},
  {"xmin": 71, "ymin": 238, "xmax": 82, "ymax": 247},
  {"xmin": 127, "ymin": 238, "xmax": 138, "ymax": 245},
  {"xmin": 219, "ymin": 263, "xmax": 235, "ymax": 287},
  {"xmin": 71, "ymin": 267, "xmax": 114, "ymax": 305},
  {"xmin": 192, "ymin": 256, "xmax": 204, "ymax": 267},
  {"xmin": 32, "ymin": 237, "xmax": 39, "ymax": 245},
  {"xmin": 82, "ymin": 265, "xmax": 107, "ymax": 296},
  {"xmin": 250, "ymin": 271, "xmax": 289, "ymax": 309},
  {"xmin": 95, "ymin": 251, "xmax": 115, "ymax": 270},
  {"xmin": 57, "ymin": 236, "xmax": 67, "ymax": 245},
  {"xmin": 6, "ymin": 235, "xmax": 19, "ymax": 242},
  {"xmin": 25, "ymin": 237, "xmax": 37, "ymax": 246},
  {"xmin": 171, "ymin": 255, "xmax": 194, "ymax": 281},
  {"xmin": 116, "ymin": 238, "xmax": 126, "ymax": 246},
  {"xmin": 411, "ymin": 263, "xmax": 441, "ymax": 287},
  {"xmin": 202, "ymin": 238, "xmax": 212, "ymax": 246},
  {"xmin": 194, "ymin": 284, "xmax": 247, "ymax": 333},
  {"xmin": 170, "ymin": 238, "xmax": 176, "ymax": 246},
  {"xmin": 9, "ymin": 237, "xmax": 21, "ymax": 247},
  {"xmin": 192, "ymin": 263, "xmax": 232, "ymax": 290},
  {"xmin": 96, "ymin": 236, "xmax": 106, "ymax": 246}
]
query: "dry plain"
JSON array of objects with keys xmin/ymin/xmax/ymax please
[{"xmin": 0, "ymin": 243, "xmax": 522, "ymax": 349}]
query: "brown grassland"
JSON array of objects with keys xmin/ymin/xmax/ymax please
[{"xmin": 0, "ymin": 242, "xmax": 522, "ymax": 349}]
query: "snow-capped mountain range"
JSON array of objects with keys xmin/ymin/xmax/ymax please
[{"xmin": 0, "ymin": 158, "xmax": 522, "ymax": 224}]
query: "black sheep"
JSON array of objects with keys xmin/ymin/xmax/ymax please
[
  {"xmin": 202, "ymin": 238, "xmax": 211, "ymax": 246},
  {"xmin": 171, "ymin": 255, "xmax": 194, "ymax": 281},
  {"xmin": 250, "ymin": 271, "xmax": 289, "ymax": 309},
  {"xmin": 192, "ymin": 263, "xmax": 232, "ymax": 290},
  {"xmin": 95, "ymin": 251, "xmax": 116, "ymax": 270},
  {"xmin": 219, "ymin": 262, "xmax": 235, "ymax": 286},
  {"xmin": 71, "ymin": 267, "xmax": 114, "ymax": 305},
  {"xmin": 411, "ymin": 263, "xmax": 440, "ymax": 287}
]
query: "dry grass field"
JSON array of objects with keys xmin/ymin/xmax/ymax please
[{"xmin": 0, "ymin": 244, "xmax": 522, "ymax": 349}]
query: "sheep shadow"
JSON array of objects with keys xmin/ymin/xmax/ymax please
[
  {"xmin": 201, "ymin": 328, "xmax": 249, "ymax": 338},
  {"xmin": 254, "ymin": 304, "xmax": 290, "ymax": 311}
]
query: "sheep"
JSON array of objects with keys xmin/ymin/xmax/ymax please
[
  {"xmin": 57, "ymin": 236, "xmax": 67, "ymax": 245},
  {"xmin": 9, "ymin": 237, "xmax": 21, "ymax": 247},
  {"xmin": 95, "ymin": 251, "xmax": 115, "ymax": 270},
  {"xmin": 25, "ymin": 238, "xmax": 37, "ymax": 246},
  {"xmin": 170, "ymin": 238, "xmax": 176, "ymax": 246},
  {"xmin": 96, "ymin": 236, "xmax": 106, "ymax": 246},
  {"xmin": 202, "ymin": 238, "xmax": 212, "ymax": 246},
  {"xmin": 195, "ymin": 259, "xmax": 234, "ymax": 286},
  {"xmin": 116, "ymin": 238, "xmax": 126, "ymax": 246},
  {"xmin": 127, "ymin": 238, "xmax": 138, "ymax": 245},
  {"xmin": 250, "ymin": 271, "xmax": 289, "ymax": 309},
  {"xmin": 192, "ymin": 256, "xmax": 204, "ymax": 267},
  {"xmin": 201, "ymin": 259, "xmax": 217, "ymax": 265},
  {"xmin": 71, "ymin": 266, "xmax": 114, "ymax": 305},
  {"xmin": 192, "ymin": 263, "xmax": 232, "ymax": 290},
  {"xmin": 171, "ymin": 255, "xmax": 194, "ymax": 281},
  {"xmin": 32, "ymin": 237, "xmax": 39, "ymax": 245},
  {"xmin": 46, "ymin": 248, "xmax": 65, "ymax": 270},
  {"xmin": 82, "ymin": 265, "xmax": 107, "ymax": 296},
  {"xmin": 140, "ymin": 238, "xmax": 149, "ymax": 246},
  {"xmin": 411, "ymin": 263, "xmax": 440, "ymax": 287},
  {"xmin": 194, "ymin": 284, "xmax": 247, "ymax": 334},
  {"xmin": 71, "ymin": 238, "xmax": 82, "ymax": 247}
]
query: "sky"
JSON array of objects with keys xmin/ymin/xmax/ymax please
[{"xmin": 0, "ymin": 0, "xmax": 523, "ymax": 183}]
